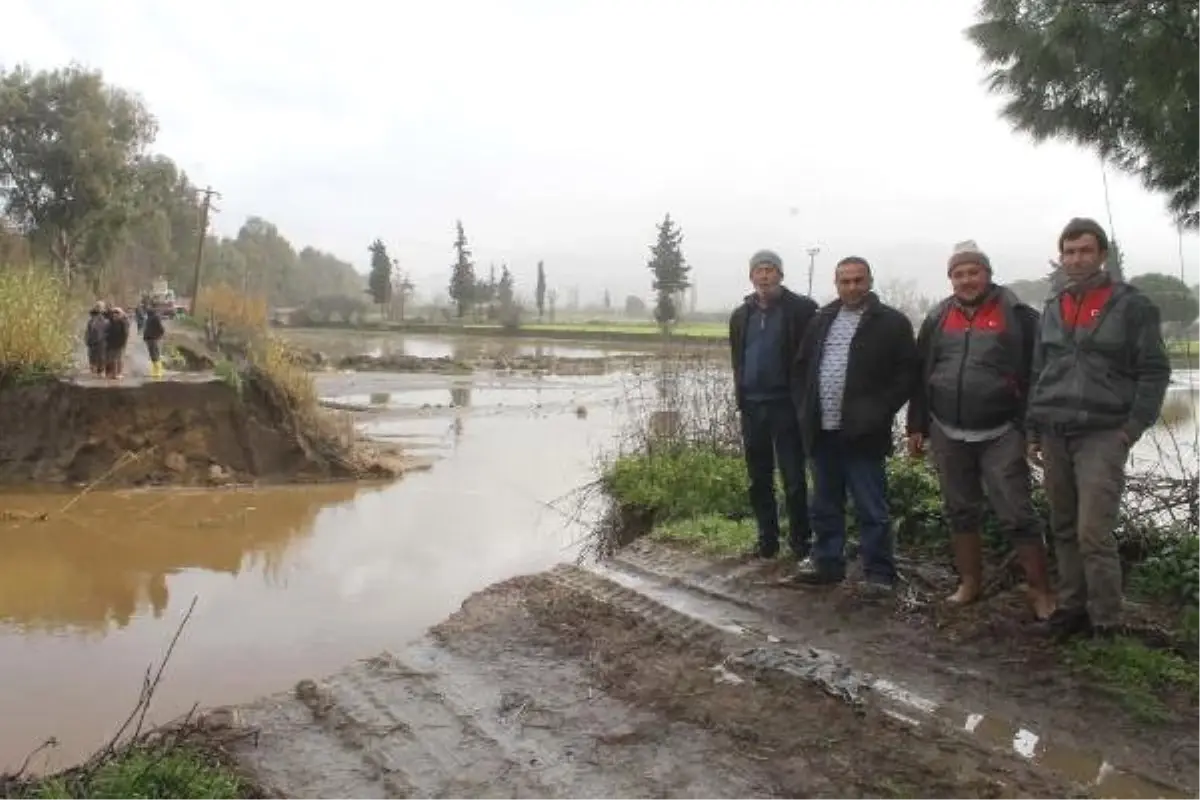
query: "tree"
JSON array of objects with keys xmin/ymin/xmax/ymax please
[
  {"xmin": 0, "ymin": 64, "xmax": 158, "ymax": 286},
  {"xmin": 497, "ymin": 264, "xmax": 515, "ymax": 308},
  {"xmin": 448, "ymin": 219, "xmax": 476, "ymax": 318},
  {"xmin": 603, "ymin": 288, "xmax": 612, "ymax": 311},
  {"xmin": 390, "ymin": 258, "xmax": 415, "ymax": 321},
  {"xmin": 535, "ymin": 260, "xmax": 547, "ymax": 321},
  {"xmin": 547, "ymin": 288, "xmax": 558, "ymax": 323},
  {"xmin": 367, "ymin": 238, "xmax": 393, "ymax": 314},
  {"xmin": 966, "ymin": 0, "xmax": 1199, "ymax": 228},
  {"xmin": 646, "ymin": 213, "xmax": 691, "ymax": 328},
  {"xmin": 624, "ymin": 294, "xmax": 648, "ymax": 317},
  {"xmin": 1130, "ymin": 271, "xmax": 1199, "ymax": 333}
]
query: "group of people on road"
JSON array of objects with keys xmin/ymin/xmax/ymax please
[
  {"xmin": 730, "ymin": 217, "xmax": 1171, "ymax": 641},
  {"xmin": 84, "ymin": 298, "xmax": 167, "ymax": 380}
]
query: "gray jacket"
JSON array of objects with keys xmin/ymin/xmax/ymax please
[{"xmin": 1026, "ymin": 275, "xmax": 1171, "ymax": 442}]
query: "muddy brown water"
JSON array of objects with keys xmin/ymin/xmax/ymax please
[{"xmin": 0, "ymin": 366, "xmax": 637, "ymax": 773}]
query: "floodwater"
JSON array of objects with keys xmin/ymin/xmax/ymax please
[
  {"xmin": 0, "ymin": 362, "xmax": 647, "ymax": 773},
  {"xmin": 278, "ymin": 328, "xmax": 667, "ymax": 361}
]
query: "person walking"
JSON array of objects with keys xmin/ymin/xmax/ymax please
[
  {"xmin": 728, "ymin": 249, "xmax": 819, "ymax": 559},
  {"xmin": 1027, "ymin": 218, "xmax": 1171, "ymax": 638},
  {"xmin": 103, "ymin": 306, "xmax": 130, "ymax": 380},
  {"xmin": 84, "ymin": 301, "xmax": 109, "ymax": 376},
  {"xmin": 906, "ymin": 240, "xmax": 1055, "ymax": 620},
  {"xmin": 791, "ymin": 256, "xmax": 918, "ymax": 590},
  {"xmin": 143, "ymin": 304, "xmax": 166, "ymax": 379}
]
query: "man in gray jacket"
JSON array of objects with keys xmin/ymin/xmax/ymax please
[{"xmin": 1027, "ymin": 218, "xmax": 1171, "ymax": 639}]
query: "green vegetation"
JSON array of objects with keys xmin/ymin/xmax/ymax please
[
  {"xmin": 0, "ymin": 265, "xmax": 75, "ymax": 387},
  {"xmin": 967, "ymin": 0, "xmax": 1198, "ymax": 228},
  {"xmin": 1064, "ymin": 636, "xmax": 1197, "ymax": 723},
  {"xmin": 645, "ymin": 213, "xmax": 692, "ymax": 328},
  {"xmin": 6, "ymin": 745, "xmax": 248, "ymax": 799},
  {"xmin": 0, "ymin": 64, "xmax": 364, "ymax": 307}
]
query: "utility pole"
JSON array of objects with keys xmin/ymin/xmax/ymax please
[
  {"xmin": 189, "ymin": 185, "xmax": 221, "ymax": 316},
  {"xmin": 805, "ymin": 246, "xmax": 821, "ymax": 298}
]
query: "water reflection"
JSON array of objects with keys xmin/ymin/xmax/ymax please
[{"xmin": 0, "ymin": 485, "xmax": 361, "ymax": 634}]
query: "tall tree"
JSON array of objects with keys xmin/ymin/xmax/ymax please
[
  {"xmin": 390, "ymin": 257, "xmax": 415, "ymax": 321},
  {"xmin": 603, "ymin": 288, "xmax": 612, "ymax": 311},
  {"xmin": 448, "ymin": 219, "xmax": 476, "ymax": 318},
  {"xmin": 646, "ymin": 213, "xmax": 691, "ymax": 328},
  {"xmin": 535, "ymin": 260, "xmax": 547, "ymax": 321},
  {"xmin": 367, "ymin": 239, "xmax": 393, "ymax": 315},
  {"xmin": 0, "ymin": 64, "xmax": 158, "ymax": 286},
  {"xmin": 497, "ymin": 264, "xmax": 515, "ymax": 308},
  {"xmin": 967, "ymin": 0, "xmax": 1199, "ymax": 228}
]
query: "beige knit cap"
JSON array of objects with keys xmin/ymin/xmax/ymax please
[{"xmin": 947, "ymin": 239, "xmax": 992, "ymax": 274}]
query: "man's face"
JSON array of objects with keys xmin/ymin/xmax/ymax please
[
  {"xmin": 750, "ymin": 264, "xmax": 783, "ymax": 301},
  {"xmin": 835, "ymin": 261, "xmax": 871, "ymax": 308},
  {"xmin": 949, "ymin": 261, "xmax": 990, "ymax": 304},
  {"xmin": 1060, "ymin": 233, "xmax": 1105, "ymax": 283}
]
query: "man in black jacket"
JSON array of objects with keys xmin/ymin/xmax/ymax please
[
  {"xmin": 729, "ymin": 249, "xmax": 819, "ymax": 559},
  {"xmin": 906, "ymin": 241, "xmax": 1054, "ymax": 620},
  {"xmin": 791, "ymin": 257, "xmax": 918, "ymax": 589}
]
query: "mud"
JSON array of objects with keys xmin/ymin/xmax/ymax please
[
  {"xmin": 223, "ymin": 569, "xmax": 1088, "ymax": 798},
  {"xmin": 0, "ymin": 372, "xmax": 401, "ymax": 487},
  {"xmin": 607, "ymin": 541, "xmax": 1199, "ymax": 797}
]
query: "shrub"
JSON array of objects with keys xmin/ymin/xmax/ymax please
[{"xmin": 0, "ymin": 265, "xmax": 75, "ymax": 386}]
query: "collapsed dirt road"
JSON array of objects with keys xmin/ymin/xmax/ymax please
[{"xmin": 223, "ymin": 551, "xmax": 1191, "ymax": 799}]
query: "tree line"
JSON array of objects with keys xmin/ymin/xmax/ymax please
[{"xmin": 0, "ymin": 64, "xmax": 363, "ymax": 306}]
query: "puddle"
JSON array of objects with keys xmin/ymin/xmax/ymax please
[
  {"xmin": 0, "ymin": 371, "xmax": 621, "ymax": 773},
  {"xmin": 591, "ymin": 563, "xmax": 1190, "ymax": 800}
]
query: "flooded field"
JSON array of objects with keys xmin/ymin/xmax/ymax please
[{"xmin": 0, "ymin": 356, "xmax": 650, "ymax": 772}]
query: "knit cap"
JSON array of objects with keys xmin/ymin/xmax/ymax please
[
  {"xmin": 947, "ymin": 240, "xmax": 992, "ymax": 274},
  {"xmin": 749, "ymin": 249, "xmax": 784, "ymax": 276}
]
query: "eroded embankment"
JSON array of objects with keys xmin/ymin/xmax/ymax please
[
  {"xmin": 221, "ymin": 566, "xmax": 1095, "ymax": 799},
  {"xmin": 0, "ymin": 374, "xmax": 399, "ymax": 487}
]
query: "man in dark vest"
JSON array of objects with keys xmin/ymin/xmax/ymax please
[
  {"xmin": 1027, "ymin": 218, "xmax": 1171, "ymax": 639},
  {"xmin": 791, "ymin": 256, "xmax": 918, "ymax": 590},
  {"xmin": 906, "ymin": 240, "xmax": 1054, "ymax": 620},
  {"xmin": 728, "ymin": 249, "xmax": 819, "ymax": 560}
]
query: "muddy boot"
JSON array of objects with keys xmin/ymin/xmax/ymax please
[
  {"xmin": 947, "ymin": 532, "xmax": 983, "ymax": 604},
  {"xmin": 1015, "ymin": 542, "xmax": 1056, "ymax": 621}
]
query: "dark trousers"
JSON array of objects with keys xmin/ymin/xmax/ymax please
[
  {"xmin": 740, "ymin": 399, "xmax": 810, "ymax": 556},
  {"xmin": 809, "ymin": 430, "xmax": 895, "ymax": 584}
]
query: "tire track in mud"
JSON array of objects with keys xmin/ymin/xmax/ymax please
[
  {"xmin": 225, "ymin": 560, "xmax": 1184, "ymax": 798},
  {"xmin": 603, "ymin": 542, "xmax": 1193, "ymax": 800}
]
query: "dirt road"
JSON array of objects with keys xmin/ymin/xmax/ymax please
[{"xmin": 224, "ymin": 550, "xmax": 1192, "ymax": 798}]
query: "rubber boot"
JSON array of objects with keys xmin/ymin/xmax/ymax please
[
  {"xmin": 948, "ymin": 532, "xmax": 983, "ymax": 604},
  {"xmin": 1015, "ymin": 541, "xmax": 1056, "ymax": 621}
]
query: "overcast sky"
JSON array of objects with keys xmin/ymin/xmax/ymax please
[{"xmin": 4, "ymin": 0, "xmax": 1197, "ymax": 307}]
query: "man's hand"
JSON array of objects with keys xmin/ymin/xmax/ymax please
[
  {"xmin": 1026, "ymin": 441, "xmax": 1043, "ymax": 468},
  {"xmin": 906, "ymin": 432, "xmax": 924, "ymax": 458}
]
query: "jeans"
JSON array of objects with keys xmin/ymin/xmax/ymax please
[
  {"xmin": 809, "ymin": 430, "xmax": 895, "ymax": 584},
  {"xmin": 740, "ymin": 398, "xmax": 810, "ymax": 556}
]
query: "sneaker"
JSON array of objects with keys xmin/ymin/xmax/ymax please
[{"xmin": 785, "ymin": 561, "xmax": 845, "ymax": 586}]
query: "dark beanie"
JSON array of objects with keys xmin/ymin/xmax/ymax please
[
  {"xmin": 749, "ymin": 249, "xmax": 784, "ymax": 276},
  {"xmin": 947, "ymin": 239, "xmax": 992, "ymax": 274}
]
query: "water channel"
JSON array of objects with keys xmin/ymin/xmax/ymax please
[{"xmin": 0, "ymin": 336, "xmax": 648, "ymax": 771}]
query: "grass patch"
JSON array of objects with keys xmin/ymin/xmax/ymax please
[
  {"xmin": 650, "ymin": 513, "xmax": 758, "ymax": 556},
  {"xmin": 602, "ymin": 446, "xmax": 748, "ymax": 523},
  {"xmin": 519, "ymin": 321, "xmax": 727, "ymax": 338},
  {"xmin": 0, "ymin": 265, "xmax": 75, "ymax": 387},
  {"xmin": 1064, "ymin": 635, "xmax": 1198, "ymax": 723},
  {"xmin": 15, "ymin": 745, "xmax": 247, "ymax": 799}
]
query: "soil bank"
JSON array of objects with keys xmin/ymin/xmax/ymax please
[{"xmin": 0, "ymin": 373, "xmax": 402, "ymax": 488}]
